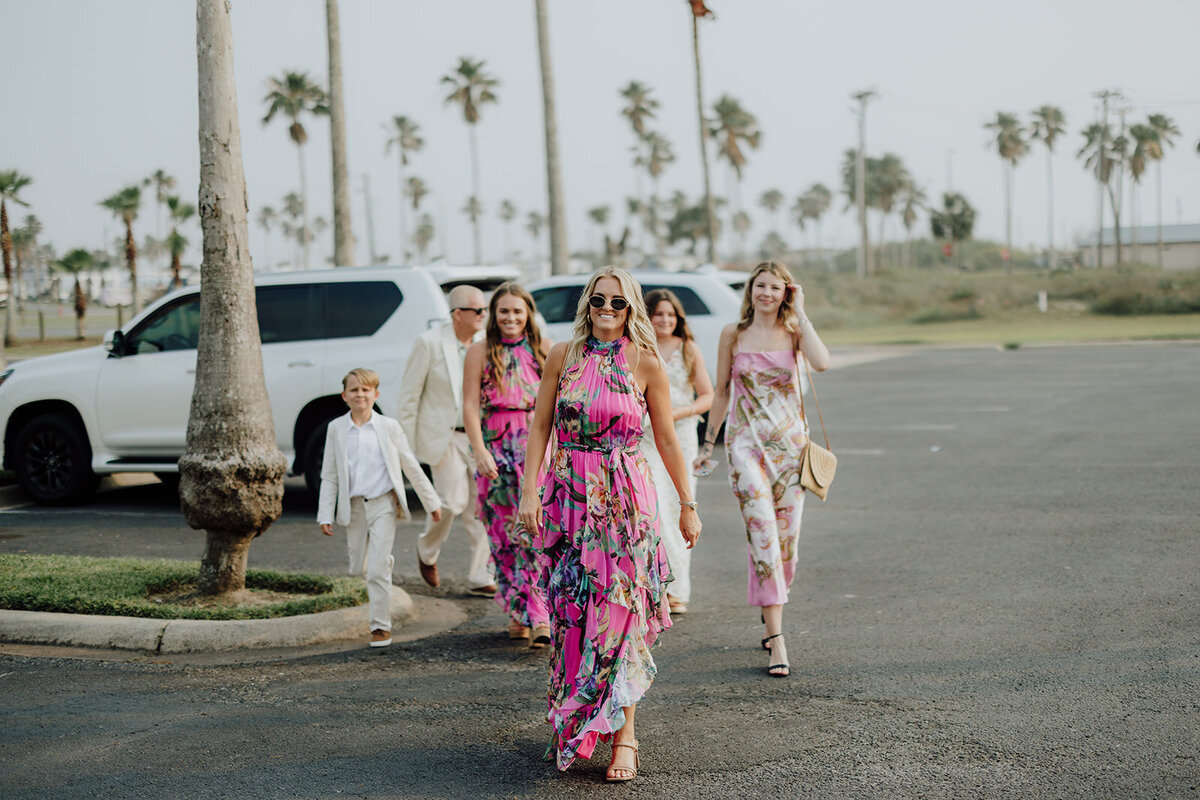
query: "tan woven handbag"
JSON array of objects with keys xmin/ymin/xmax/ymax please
[{"xmin": 797, "ymin": 352, "xmax": 836, "ymax": 501}]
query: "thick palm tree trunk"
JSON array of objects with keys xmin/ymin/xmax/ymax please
[
  {"xmin": 1005, "ymin": 163, "xmax": 1013, "ymax": 274},
  {"xmin": 534, "ymin": 0, "xmax": 568, "ymax": 276},
  {"xmin": 1156, "ymin": 162, "xmax": 1164, "ymax": 268},
  {"xmin": 325, "ymin": 0, "xmax": 355, "ymax": 267},
  {"xmin": 1046, "ymin": 148, "xmax": 1055, "ymax": 269},
  {"xmin": 692, "ymin": 17, "xmax": 717, "ymax": 265},
  {"xmin": 186, "ymin": 0, "xmax": 288, "ymax": 597}
]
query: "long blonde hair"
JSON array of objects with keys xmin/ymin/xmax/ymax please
[
  {"xmin": 562, "ymin": 266, "xmax": 660, "ymax": 371},
  {"xmin": 736, "ymin": 261, "xmax": 801, "ymax": 339},
  {"xmin": 484, "ymin": 282, "xmax": 546, "ymax": 387},
  {"xmin": 644, "ymin": 287, "xmax": 696, "ymax": 377}
]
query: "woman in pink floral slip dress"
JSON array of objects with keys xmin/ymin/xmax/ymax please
[
  {"xmin": 698, "ymin": 261, "xmax": 830, "ymax": 679},
  {"xmin": 517, "ymin": 267, "xmax": 702, "ymax": 783},
  {"xmin": 463, "ymin": 283, "xmax": 552, "ymax": 649}
]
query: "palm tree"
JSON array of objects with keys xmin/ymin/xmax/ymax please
[
  {"xmin": 413, "ymin": 213, "xmax": 435, "ymax": 259},
  {"xmin": 53, "ymin": 249, "xmax": 93, "ymax": 340},
  {"xmin": 186, "ymin": 0, "xmax": 288, "ymax": 597},
  {"xmin": 534, "ymin": 0, "xmax": 568, "ymax": 275},
  {"xmin": 19, "ymin": 214, "xmax": 42, "ymax": 304},
  {"xmin": 621, "ymin": 81, "xmax": 658, "ymax": 233},
  {"xmin": 405, "ymin": 176, "xmax": 429, "ymax": 214},
  {"xmin": 99, "ymin": 185, "xmax": 142, "ymax": 313},
  {"xmin": 1147, "ymin": 113, "xmax": 1180, "ymax": 268},
  {"xmin": 10, "ymin": 226, "xmax": 32, "ymax": 313},
  {"xmin": 709, "ymin": 95, "xmax": 761, "ymax": 256},
  {"xmin": 1078, "ymin": 122, "xmax": 1127, "ymax": 266},
  {"xmin": 461, "ymin": 196, "xmax": 484, "ymax": 257},
  {"xmin": 498, "ymin": 199, "xmax": 517, "ymax": 260},
  {"xmin": 984, "ymin": 112, "xmax": 1029, "ymax": 272},
  {"xmin": 1029, "ymin": 105, "xmax": 1066, "ymax": 269},
  {"xmin": 642, "ymin": 131, "xmax": 675, "ymax": 261},
  {"xmin": 759, "ymin": 189, "xmax": 784, "ymax": 238},
  {"xmin": 1127, "ymin": 123, "xmax": 1158, "ymax": 264},
  {"xmin": 442, "ymin": 57, "xmax": 499, "ymax": 263},
  {"xmin": 166, "ymin": 195, "xmax": 196, "ymax": 289},
  {"xmin": 384, "ymin": 115, "xmax": 423, "ymax": 261},
  {"xmin": 870, "ymin": 154, "xmax": 910, "ymax": 270},
  {"xmin": 281, "ymin": 191, "xmax": 304, "ymax": 266},
  {"xmin": 587, "ymin": 206, "xmax": 610, "ymax": 257},
  {"xmin": 526, "ymin": 210, "xmax": 546, "ymax": 262},
  {"xmin": 324, "ymin": 0, "xmax": 355, "ymax": 266},
  {"xmin": 143, "ymin": 169, "xmax": 177, "ymax": 249},
  {"xmin": 897, "ymin": 180, "xmax": 927, "ymax": 268},
  {"xmin": 840, "ymin": 149, "xmax": 877, "ymax": 274},
  {"xmin": 930, "ymin": 192, "xmax": 977, "ymax": 269},
  {"xmin": 0, "ymin": 170, "xmax": 32, "ymax": 352},
  {"xmin": 262, "ymin": 70, "xmax": 328, "ymax": 269},
  {"xmin": 688, "ymin": 0, "xmax": 718, "ymax": 264},
  {"xmin": 797, "ymin": 184, "xmax": 832, "ymax": 265},
  {"xmin": 731, "ymin": 210, "xmax": 752, "ymax": 262},
  {"xmin": 256, "ymin": 205, "xmax": 277, "ymax": 270}
]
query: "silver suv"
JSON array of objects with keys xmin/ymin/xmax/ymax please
[{"xmin": 0, "ymin": 265, "xmax": 449, "ymax": 504}]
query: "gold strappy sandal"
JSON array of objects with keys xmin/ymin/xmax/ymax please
[{"xmin": 605, "ymin": 740, "xmax": 639, "ymax": 783}]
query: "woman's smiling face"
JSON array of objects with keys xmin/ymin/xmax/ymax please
[
  {"xmin": 588, "ymin": 276, "xmax": 629, "ymax": 339},
  {"xmin": 650, "ymin": 300, "xmax": 677, "ymax": 338},
  {"xmin": 751, "ymin": 272, "xmax": 787, "ymax": 315}
]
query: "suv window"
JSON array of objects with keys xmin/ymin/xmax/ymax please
[
  {"xmin": 641, "ymin": 285, "xmax": 710, "ymax": 316},
  {"xmin": 326, "ymin": 281, "xmax": 403, "ymax": 338},
  {"xmin": 257, "ymin": 285, "xmax": 322, "ymax": 344},
  {"xmin": 125, "ymin": 295, "xmax": 202, "ymax": 354},
  {"xmin": 531, "ymin": 282, "xmax": 711, "ymax": 325}
]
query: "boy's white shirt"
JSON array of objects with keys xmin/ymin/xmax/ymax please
[{"xmin": 317, "ymin": 410, "xmax": 441, "ymax": 528}]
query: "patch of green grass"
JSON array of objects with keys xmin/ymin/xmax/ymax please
[{"xmin": 0, "ymin": 553, "xmax": 365, "ymax": 620}]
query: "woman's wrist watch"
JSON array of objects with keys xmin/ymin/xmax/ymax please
[{"xmin": 680, "ymin": 499, "xmax": 698, "ymax": 510}]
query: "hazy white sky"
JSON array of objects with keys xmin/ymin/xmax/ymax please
[{"xmin": 4, "ymin": 0, "xmax": 1199, "ymax": 275}]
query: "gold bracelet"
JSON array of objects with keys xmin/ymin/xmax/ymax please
[{"xmin": 680, "ymin": 500, "xmax": 698, "ymax": 510}]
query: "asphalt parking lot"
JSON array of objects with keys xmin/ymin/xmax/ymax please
[{"xmin": 1, "ymin": 342, "xmax": 1198, "ymax": 799}]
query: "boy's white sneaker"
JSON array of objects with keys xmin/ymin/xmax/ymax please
[{"xmin": 370, "ymin": 629, "xmax": 392, "ymax": 647}]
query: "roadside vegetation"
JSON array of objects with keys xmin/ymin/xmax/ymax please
[{"xmin": 0, "ymin": 553, "xmax": 364, "ymax": 620}]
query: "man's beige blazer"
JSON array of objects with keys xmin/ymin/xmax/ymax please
[{"xmin": 396, "ymin": 322, "xmax": 482, "ymax": 465}]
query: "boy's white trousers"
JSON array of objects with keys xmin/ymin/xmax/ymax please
[{"xmin": 346, "ymin": 492, "xmax": 398, "ymax": 632}]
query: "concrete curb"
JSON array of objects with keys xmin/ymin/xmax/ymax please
[{"xmin": 0, "ymin": 585, "xmax": 416, "ymax": 654}]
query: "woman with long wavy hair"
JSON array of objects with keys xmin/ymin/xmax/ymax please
[
  {"xmin": 463, "ymin": 283, "xmax": 553, "ymax": 647},
  {"xmin": 640, "ymin": 288, "xmax": 713, "ymax": 615},
  {"xmin": 698, "ymin": 261, "xmax": 830, "ymax": 678},
  {"xmin": 518, "ymin": 266, "xmax": 701, "ymax": 782}
]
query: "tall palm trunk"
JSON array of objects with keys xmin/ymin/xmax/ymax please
[
  {"xmin": 652, "ymin": 179, "xmax": 665, "ymax": 263},
  {"xmin": 396, "ymin": 159, "xmax": 408, "ymax": 261},
  {"xmin": 1106, "ymin": 182, "xmax": 1123, "ymax": 266},
  {"xmin": 1131, "ymin": 184, "xmax": 1140, "ymax": 264},
  {"xmin": 0, "ymin": 201, "xmax": 12, "ymax": 354},
  {"xmin": 73, "ymin": 277, "xmax": 87, "ymax": 339},
  {"xmin": 297, "ymin": 144, "xmax": 311, "ymax": 269},
  {"xmin": 185, "ymin": 0, "xmax": 287, "ymax": 597},
  {"xmin": 326, "ymin": 0, "xmax": 355, "ymax": 266},
  {"xmin": 124, "ymin": 220, "xmax": 140, "ymax": 313},
  {"xmin": 534, "ymin": 0, "xmax": 568, "ymax": 276},
  {"xmin": 171, "ymin": 251, "xmax": 183, "ymax": 289},
  {"xmin": 1045, "ymin": 147, "xmax": 1055, "ymax": 269},
  {"xmin": 468, "ymin": 124, "xmax": 483, "ymax": 263},
  {"xmin": 1156, "ymin": 161, "xmax": 1164, "ymax": 268},
  {"xmin": 1004, "ymin": 162, "xmax": 1013, "ymax": 274},
  {"xmin": 692, "ymin": 16, "xmax": 717, "ymax": 265}
]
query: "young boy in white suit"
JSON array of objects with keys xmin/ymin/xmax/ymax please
[{"xmin": 318, "ymin": 368, "xmax": 442, "ymax": 647}]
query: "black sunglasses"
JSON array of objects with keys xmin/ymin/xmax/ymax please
[
  {"xmin": 588, "ymin": 295, "xmax": 630, "ymax": 311},
  {"xmin": 453, "ymin": 307, "xmax": 486, "ymax": 316}
]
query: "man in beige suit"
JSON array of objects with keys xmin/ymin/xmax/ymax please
[{"xmin": 397, "ymin": 284, "xmax": 495, "ymax": 595}]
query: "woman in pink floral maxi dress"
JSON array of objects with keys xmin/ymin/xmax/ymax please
[
  {"xmin": 463, "ymin": 284, "xmax": 552, "ymax": 647},
  {"xmin": 698, "ymin": 261, "xmax": 830, "ymax": 678},
  {"xmin": 518, "ymin": 267, "xmax": 702, "ymax": 782}
]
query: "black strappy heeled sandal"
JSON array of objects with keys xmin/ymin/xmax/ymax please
[{"xmin": 763, "ymin": 633, "xmax": 790, "ymax": 678}]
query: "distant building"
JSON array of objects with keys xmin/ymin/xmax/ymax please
[{"xmin": 1079, "ymin": 223, "xmax": 1200, "ymax": 271}]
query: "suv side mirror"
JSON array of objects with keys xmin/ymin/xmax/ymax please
[{"xmin": 105, "ymin": 329, "xmax": 125, "ymax": 357}]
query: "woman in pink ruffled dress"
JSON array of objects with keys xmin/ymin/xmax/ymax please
[{"xmin": 518, "ymin": 267, "xmax": 701, "ymax": 782}]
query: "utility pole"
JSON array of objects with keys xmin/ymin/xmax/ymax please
[
  {"xmin": 852, "ymin": 89, "xmax": 877, "ymax": 278},
  {"xmin": 360, "ymin": 173, "xmax": 378, "ymax": 265}
]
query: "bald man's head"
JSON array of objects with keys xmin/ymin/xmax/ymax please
[{"xmin": 448, "ymin": 284, "xmax": 487, "ymax": 341}]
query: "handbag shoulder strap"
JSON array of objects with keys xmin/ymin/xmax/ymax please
[{"xmin": 795, "ymin": 348, "xmax": 830, "ymax": 451}]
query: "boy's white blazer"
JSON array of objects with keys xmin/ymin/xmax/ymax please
[{"xmin": 317, "ymin": 411, "xmax": 441, "ymax": 528}]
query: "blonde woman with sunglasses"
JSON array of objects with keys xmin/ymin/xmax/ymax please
[{"xmin": 518, "ymin": 267, "xmax": 701, "ymax": 782}]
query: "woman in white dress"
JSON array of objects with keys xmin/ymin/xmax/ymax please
[{"xmin": 640, "ymin": 289, "xmax": 713, "ymax": 614}]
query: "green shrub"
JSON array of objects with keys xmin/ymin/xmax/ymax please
[{"xmin": 910, "ymin": 306, "xmax": 983, "ymax": 324}]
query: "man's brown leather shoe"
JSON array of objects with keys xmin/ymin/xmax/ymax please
[{"xmin": 418, "ymin": 558, "xmax": 440, "ymax": 588}]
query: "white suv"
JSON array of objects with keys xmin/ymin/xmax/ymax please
[
  {"xmin": 526, "ymin": 270, "xmax": 742, "ymax": 384},
  {"xmin": 0, "ymin": 265, "xmax": 450, "ymax": 504}
]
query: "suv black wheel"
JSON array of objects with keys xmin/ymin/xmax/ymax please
[
  {"xmin": 15, "ymin": 413, "xmax": 98, "ymax": 505},
  {"xmin": 302, "ymin": 420, "xmax": 335, "ymax": 499}
]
